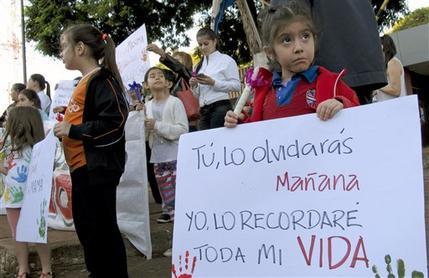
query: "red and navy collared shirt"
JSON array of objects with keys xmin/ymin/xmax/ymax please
[{"xmin": 263, "ymin": 66, "xmax": 319, "ymax": 120}]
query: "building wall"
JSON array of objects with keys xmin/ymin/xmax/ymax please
[{"xmin": 390, "ymin": 24, "xmax": 429, "ymax": 76}]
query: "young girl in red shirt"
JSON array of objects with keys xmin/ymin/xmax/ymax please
[{"xmin": 225, "ymin": 1, "xmax": 359, "ymax": 127}]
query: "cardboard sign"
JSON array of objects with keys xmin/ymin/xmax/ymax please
[
  {"xmin": 116, "ymin": 24, "xmax": 151, "ymax": 88},
  {"xmin": 16, "ymin": 130, "xmax": 57, "ymax": 243},
  {"xmin": 172, "ymin": 96, "xmax": 427, "ymax": 277}
]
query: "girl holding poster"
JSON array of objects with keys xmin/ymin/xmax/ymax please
[
  {"xmin": 54, "ymin": 24, "xmax": 129, "ymax": 277},
  {"xmin": 0, "ymin": 107, "xmax": 51, "ymax": 278},
  {"xmin": 224, "ymin": 0, "xmax": 359, "ymax": 127}
]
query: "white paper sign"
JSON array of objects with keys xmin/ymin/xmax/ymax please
[
  {"xmin": 172, "ymin": 96, "xmax": 427, "ymax": 277},
  {"xmin": 16, "ymin": 130, "xmax": 57, "ymax": 243},
  {"xmin": 116, "ymin": 24, "xmax": 151, "ymax": 88},
  {"xmin": 48, "ymin": 80, "xmax": 75, "ymax": 120}
]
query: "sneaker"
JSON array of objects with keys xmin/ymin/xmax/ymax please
[
  {"xmin": 163, "ymin": 248, "xmax": 172, "ymax": 257},
  {"xmin": 157, "ymin": 213, "xmax": 173, "ymax": 223}
]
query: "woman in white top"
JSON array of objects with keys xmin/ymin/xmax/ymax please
[
  {"xmin": 374, "ymin": 34, "xmax": 407, "ymax": 102},
  {"xmin": 189, "ymin": 27, "xmax": 241, "ymax": 130},
  {"xmin": 27, "ymin": 73, "xmax": 51, "ymax": 114}
]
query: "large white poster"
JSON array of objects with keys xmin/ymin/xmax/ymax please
[
  {"xmin": 172, "ymin": 96, "xmax": 427, "ymax": 277},
  {"xmin": 116, "ymin": 24, "xmax": 150, "ymax": 88},
  {"xmin": 117, "ymin": 111, "xmax": 152, "ymax": 259},
  {"xmin": 16, "ymin": 131, "xmax": 57, "ymax": 243}
]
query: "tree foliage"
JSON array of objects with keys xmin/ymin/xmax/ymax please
[
  {"xmin": 391, "ymin": 7, "xmax": 429, "ymax": 32},
  {"xmin": 26, "ymin": 0, "xmax": 408, "ymax": 64},
  {"xmin": 25, "ymin": 0, "xmax": 211, "ymax": 57},
  {"xmin": 373, "ymin": 0, "xmax": 409, "ymax": 30}
]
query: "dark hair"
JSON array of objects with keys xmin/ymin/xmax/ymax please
[
  {"xmin": 19, "ymin": 89, "xmax": 42, "ymax": 109},
  {"xmin": 258, "ymin": 1, "xmax": 316, "ymax": 70},
  {"xmin": 259, "ymin": 1, "xmax": 316, "ymax": 48},
  {"xmin": 62, "ymin": 23, "xmax": 124, "ymax": 91},
  {"xmin": 11, "ymin": 83, "xmax": 26, "ymax": 94},
  {"xmin": 172, "ymin": 51, "xmax": 193, "ymax": 71},
  {"xmin": 3, "ymin": 106, "xmax": 45, "ymax": 154},
  {"xmin": 381, "ymin": 34, "xmax": 397, "ymax": 69},
  {"xmin": 196, "ymin": 27, "xmax": 218, "ymax": 41},
  {"xmin": 30, "ymin": 74, "xmax": 51, "ymax": 99},
  {"xmin": 163, "ymin": 69, "xmax": 175, "ymax": 83},
  {"xmin": 195, "ymin": 27, "xmax": 218, "ymax": 73},
  {"xmin": 144, "ymin": 66, "xmax": 166, "ymax": 83}
]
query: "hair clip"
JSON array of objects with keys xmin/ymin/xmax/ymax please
[{"xmin": 101, "ymin": 33, "xmax": 108, "ymax": 44}]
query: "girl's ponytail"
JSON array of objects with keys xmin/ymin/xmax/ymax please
[
  {"xmin": 102, "ymin": 35, "xmax": 125, "ymax": 91},
  {"xmin": 45, "ymin": 81, "xmax": 51, "ymax": 99}
]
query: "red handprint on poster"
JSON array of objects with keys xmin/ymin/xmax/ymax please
[{"xmin": 172, "ymin": 250, "xmax": 197, "ymax": 278}]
